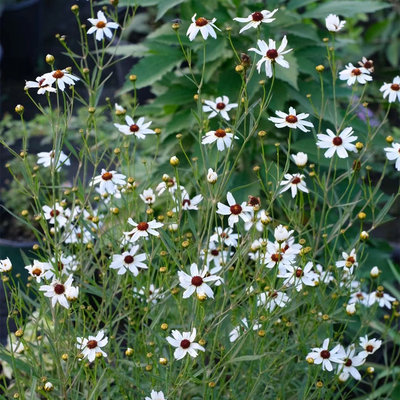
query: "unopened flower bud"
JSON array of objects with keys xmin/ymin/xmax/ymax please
[
  {"xmin": 71, "ymin": 4, "xmax": 79, "ymax": 13},
  {"xmin": 235, "ymin": 65, "xmax": 244, "ymax": 73},
  {"xmin": 316, "ymin": 65, "xmax": 325, "ymax": 72},
  {"xmin": 207, "ymin": 168, "xmax": 218, "ymax": 184},
  {"xmin": 172, "ymin": 22, "xmax": 180, "ymax": 30},
  {"xmin": 125, "ymin": 348, "xmax": 134, "ymax": 356},
  {"xmin": 15, "ymin": 104, "xmax": 24, "ymax": 115},
  {"xmin": 129, "ymin": 74, "xmax": 137, "ymax": 82},
  {"xmin": 44, "ymin": 382, "xmax": 54, "ymax": 392},
  {"xmin": 159, "ymin": 357, "xmax": 168, "ymax": 365},
  {"xmin": 386, "ymin": 135, "xmax": 394, "ymax": 144},
  {"xmin": 356, "ymin": 142, "xmax": 364, "ymax": 150},
  {"xmin": 358, "ymin": 212, "xmax": 366, "ymax": 220},
  {"xmin": 370, "ymin": 266, "xmax": 380, "ymax": 278},
  {"xmin": 170, "ymin": 156, "xmax": 179, "ymax": 166},
  {"xmin": 360, "ymin": 231, "xmax": 369, "ymax": 240},
  {"xmin": 346, "ymin": 303, "xmax": 356, "ymax": 315}
]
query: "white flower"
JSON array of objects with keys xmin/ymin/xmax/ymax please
[
  {"xmin": 359, "ymin": 336, "xmax": 382, "ymax": 356},
  {"xmin": 207, "ymin": 168, "xmax": 218, "ymax": 184},
  {"xmin": 278, "ymin": 262, "xmax": 318, "ymax": 291},
  {"xmin": 109, "ymin": 246, "xmax": 147, "ymax": 276},
  {"xmin": 292, "ymin": 152, "xmax": 308, "ymax": 167},
  {"xmin": 76, "ymin": 330, "xmax": 108, "ymax": 363},
  {"xmin": 115, "ymin": 103, "xmax": 126, "ymax": 115},
  {"xmin": 263, "ymin": 240, "xmax": 299, "ymax": 271},
  {"xmin": 66, "ymin": 285, "xmax": 79, "ymax": 301},
  {"xmin": 249, "ymin": 36, "xmax": 292, "ymax": 78},
  {"xmin": 337, "ymin": 345, "xmax": 365, "ymax": 380},
  {"xmin": 42, "ymin": 203, "xmax": 71, "ymax": 227},
  {"xmin": 186, "ymin": 14, "xmax": 220, "ymax": 41},
  {"xmin": 173, "ymin": 191, "xmax": 203, "ymax": 212},
  {"xmin": 339, "ymin": 63, "xmax": 372, "ymax": 86},
  {"xmin": 37, "ymin": 150, "xmax": 70, "ymax": 170},
  {"xmin": 257, "ymin": 290, "xmax": 289, "ymax": 312},
  {"xmin": 384, "ymin": 142, "xmax": 400, "ymax": 171},
  {"xmin": 0, "ymin": 257, "xmax": 12, "ymax": 273},
  {"xmin": 370, "ymin": 266, "xmax": 380, "ymax": 278},
  {"xmin": 216, "ymin": 192, "xmax": 252, "ymax": 227},
  {"xmin": 346, "ymin": 303, "xmax": 356, "ymax": 315},
  {"xmin": 133, "ymin": 284, "xmax": 164, "ymax": 305},
  {"xmin": 348, "ymin": 289, "xmax": 368, "ymax": 306},
  {"xmin": 280, "ymin": 173, "xmax": 309, "ymax": 198},
  {"xmin": 25, "ymin": 76, "xmax": 56, "ymax": 94},
  {"xmin": 155, "ymin": 176, "xmax": 183, "ymax": 196},
  {"xmin": 201, "ymin": 243, "xmax": 231, "ymax": 273},
  {"xmin": 114, "ymin": 116, "xmax": 155, "ymax": 138},
  {"xmin": 268, "ymin": 107, "xmax": 314, "ymax": 132},
  {"xmin": 25, "ymin": 260, "xmax": 50, "ymax": 282},
  {"xmin": 140, "ymin": 188, "xmax": 156, "ymax": 205},
  {"xmin": 336, "ymin": 248, "xmax": 358, "ymax": 274},
  {"xmin": 123, "ymin": 219, "xmax": 163, "ymax": 242},
  {"xmin": 42, "ymin": 69, "xmax": 79, "ymax": 91},
  {"xmin": 315, "ymin": 264, "xmax": 335, "ymax": 284},
  {"xmin": 274, "ymin": 225, "xmax": 293, "ymax": 242},
  {"xmin": 178, "ymin": 263, "xmax": 221, "ymax": 299},
  {"xmin": 229, "ymin": 318, "xmax": 261, "ymax": 342},
  {"xmin": 233, "ymin": 9, "xmax": 278, "ymax": 33},
  {"xmin": 316, "ymin": 127, "xmax": 357, "ymax": 159},
  {"xmin": 210, "ymin": 227, "xmax": 239, "ymax": 248},
  {"xmin": 90, "ymin": 169, "xmax": 126, "ymax": 195},
  {"xmin": 202, "ymin": 96, "xmax": 238, "ymax": 120},
  {"xmin": 201, "ymin": 128, "xmax": 238, "ymax": 152},
  {"xmin": 64, "ymin": 226, "xmax": 93, "ymax": 244},
  {"xmin": 39, "ymin": 275, "xmax": 76, "ymax": 309},
  {"xmin": 380, "ymin": 76, "xmax": 400, "ymax": 103},
  {"xmin": 12, "ymin": 341, "xmax": 25, "ymax": 354},
  {"xmin": 87, "ymin": 10, "xmax": 119, "ymax": 41},
  {"xmin": 358, "ymin": 57, "xmax": 374, "ymax": 73},
  {"xmin": 367, "ymin": 290, "xmax": 395, "ymax": 309},
  {"xmin": 325, "ymin": 14, "xmax": 346, "ymax": 32},
  {"xmin": 306, "ymin": 338, "xmax": 346, "ymax": 371},
  {"xmin": 166, "ymin": 328, "xmax": 205, "ymax": 360},
  {"xmin": 43, "ymin": 254, "xmax": 79, "ymax": 280},
  {"xmin": 145, "ymin": 390, "xmax": 167, "ymax": 400}
]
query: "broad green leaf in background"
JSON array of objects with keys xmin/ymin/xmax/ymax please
[
  {"xmin": 275, "ymin": 52, "xmax": 299, "ymax": 90},
  {"xmin": 156, "ymin": 0, "xmax": 186, "ymax": 20}
]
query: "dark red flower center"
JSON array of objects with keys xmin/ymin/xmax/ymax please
[
  {"xmin": 295, "ymin": 268, "xmax": 303, "ymax": 278},
  {"xmin": 87, "ymin": 340, "xmax": 98, "ymax": 349},
  {"xmin": 391, "ymin": 83, "xmax": 400, "ymax": 91},
  {"xmin": 216, "ymin": 102, "xmax": 226, "ymax": 110},
  {"xmin": 356, "ymin": 293, "xmax": 364, "ymax": 299},
  {"xmin": 96, "ymin": 21, "xmax": 106, "ymax": 29},
  {"xmin": 363, "ymin": 60, "xmax": 373, "ymax": 69},
  {"xmin": 130, "ymin": 124, "xmax": 139, "ymax": 132},
  {"xmin": 195, "ymin": 17, "xmax": 208, "ymax": 27},
  {"xmin": 137, "ymin": 222, "xmax": 149, "ymax": 231},
  {"xmin": 347, "ymin": 256, "xmax": 355, "ymax": 264},
  {"xmin": 320, "ymin": 350, "xmax": 330, "ymax": 359},
  {"xmin": 375, "ymin": 291, "xmax": 384, "ymax": 298},
  {"xmin": 180, "ymin": 339, "xmax": 191, "ymax": 349},
  {"xmin": 211, "ymin": 249, "xmax": 219, "ymax": 256},
  {"xmin": 57, "ymin": 262, "xmax": 64, "ymax": 271},
  {"xmin": 124, "ymin": 255, "xmax": 134, "ymax": 264},
  {"xmin": 53, "ymin": 70, "xmax": 64, "ymax": 79},
  {"xmin": 332, "ymin": 136, "xmax": 343, "ymax": 146},
  {"xmin": 286, "ymin": 115, "xmax": 298, "ymax": 123},
  {"xmin": 230, "ymin": 204, "xmax": 242, "ymax": 215},
  {"xmin": 252, "ymin": 12, "xmax": 264, "ymax": 21},
  {"xmin": 32, "ymin": 268, "xmax": 42, "ymax": 276},
  {"xmin": 215, "ymin": 129, "xmax": 226, "ymax": 138},
  {"xmin": 345, "ymin": 358, "xmax": 352, "ymax": 367},
  {"xmin": 269, "ymin": 291, "xmax": 278, "ymax": 298},
  {"xmin": 182, "ymin": 199, "xmax": 191, "ymax": 207},
  {"xmin": 54, "ymin": 284, "xmax": 65, "ymax": 295},
  {"xmin": 191, "ymin": 276, "xmax": 203, "ymax": 286},
  {"xmin": 352, "ymin": 68, "xmax": 361, "ymax": 76},
  {"xmin": 50, "ymin": 209, "xmax": 60, "ymax": 217},
  {"xmin": 291, "ymin": 177, "xmax": 301, "ymax": 185},
  {"xmin": 271, "ymin": 253, "xmax": 282, "ymax": 262},
  {"xmin": 248, "ymin": 196, "xmax": 260, "ymax": 206},
  {"xmin": 266, "ymin": 49, "xmax": 278, "ymax": 60},
  {"xmin": 220, "ymin": 232, "xmax": 228, "ymax": 238},
  {"xmin": 281, "ymin": 244, "xmax": 289, "ymax": 253},
  {"xmin": 102, "ymin": 172, "xmax": 113, "ymax": 181},
  {"xmin": 366, "ymin": 345, "xmax": 374, "ymax": 352}
]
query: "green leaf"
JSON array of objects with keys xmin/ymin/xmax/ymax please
[
  {"xmin": 302, "ymin": 1, "xmax": 391, "ymax": 18},
  {"xmin": 164, "ymin": 109, "xmax": 195, "ymax": 135},
  {"xmin": 288, "ymin": 0, "xmax": 318, "ymax": 9},
  {"xmin": 275, "ymin": 53, "xmax": 299, "ymax": 90},
  {"xmin": 156, "ymin": 0, "xmax": 186, "ymax": 20},
  {"xmin": 386, "ymin": 39, "xmax": 399, "ymax": 67}
]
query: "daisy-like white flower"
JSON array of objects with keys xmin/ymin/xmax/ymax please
[
  {"xmin": 229, "ymin": 318, "xmax": 261, "ymax": 342},
  {"xmin": 90, "ymin": 169, "xmax": 126, "ymax": 196},
  {"xmin": 37, "ymin": 150, "xmax": 70, "ymax": 170},
  {"xmin": 202, "ymin": 96, "xmax": 238, "ymax": 120},
  {"xmin": 76, "ymin": 330, "xmax": 108, "ymax": 363},
  {"xmin": 186, "ymin": 14, "xmax": 220, "ymax": 41},
  {"xmin": 166, "ymin": 328, "xmax": 205, "ymax": 360},
  {"xmin": 207, "ymin": 168, "xmax": 218, "ymax": 184},
  {"xmin": 257, "ymin": 290, "xmax": 289, "ymax": 312},
  {"xmin": 336, "ymin": 248, "xmax": 358, "ymax": 274},
  {"xmin": 42, "ymin": 203, "xmax": 71, "ymax": 227},
  {"xmin": 87, "ymin": 10, "xmax": 119, "ymax": 41},
  {"xmin": 114, "ymin": 116, "xmax": 155, "ymax": 139},
  {"xmin": 274, "ymin": 224, "xmax": 293, "ymax": 242},
  {"xmin": 359, "ymin": 336, "xmax": 382, "ymax": 356},
  {"xmin": 348, "ymin": 288, "xmax": 368, "ymax": 306},
  {"xmin": 325, "ymin": 14, "xmax": 346, "ymax": 32},
  {"xmin": 292, "ymin": 152, "xmax": 308, "ymax": 167},
  {"xmin": 268, "ymin": 107, "xmax": 314, "ymax": 132},
  {"xmin": 25, "ymin": 76, "xmax": 56, "ymax": 94},
  {"xmin": 140, "ymin": 188, "xmax": 156, "ymax": 205},
  {"xmin": 0, "ymin": 257, "xmax": 12, "ymax": 273},
  {"xmin": 280, "ymin": 173, "xmax": 309, "ymax": 198},
  {"xmin": 39, "ymin": 275, "xmax": 76, "ymax": 309},
  {"xmin": 43, "ymin": 254, "xmax": 79, "ymax": 280},
  {"xmin": 315, "ymin": 264, "xmax": 335, "ymax": 285},
  {"xmin": 64, "ymin": 226, "xmax": 93, "ymax": 244},
  {"xmin": 384, "ymin": 142, "xmax": 400, "ymax": 171},
  {"xmin": 155, "ymin": 175, "xmax": 184, "ymax": 196},
  {"xmin": 123, "ymin": 218, "xmax": 163, "ymax": 242},
  {"xmin": 358, "ymin": 57, "xmax": 374, "ymax": 73},
  {"xmin": 178, "ymin": 263, "xmax": 221, "ymax": 299},
  {"xmin": 278, "ymin": 262, "xmax": 319, "ymax": 291},
  {"xmin": 380, "ymin": 76, "xmax": 400, "ymax": 103},
  {"xmin": 306, "ymin": 338, "xmax": 346, "ymax": 371},
  {"xmin": 201, "ymin": 128, "xmax": 238, "ymax": 152},
  {"xmin": 339, "ymin": 63, "xmax": 372, "ymax": 86},
  {"xmin": 337, "ymin": 345, "xmax": 366, "ymax": 380},
  {"xmin": 109, "ymin": 246, "xmax": 147, "ymax": 276},
  {"xmin": 145, "ymin": 390, "xmax": 167, "ymax": 400},
  {"xmin": 133, "ymin": 284, "xmax": 164, "ymax": 305},
  {"xmin": 244, "ymin": 209, "xmax": 270, "ymax": 232},
  {"xmin": 42, "ymin": 69, "xmax": 79, "ymax": 91},
  {"xmin": 367, "ymin": 289, "xmax": 395, "ymax": 309},
  {"xmin": 25, "ymin": 260, "xmax": 50, "ymax": 282},
  {"xmin": 316, "ymin": 127, "xmax": 357, "ymax": 159},
  {"xmin": 263, "ymin": 240, "xmax": 299, "ymax": 271},
  {"xmin": 201, "ymin": 243, "xmax": 231, "ymax": 273},
  {"xmin": 210, "ymin": 227, "xmax": 239, "ymax": 248},
  {"xmin": 173, "ymin": 192, "xmax": 203, "ymax": 212},
  {"xmin": 216, "ymin": 192, "xmax": 252, "ymax": 227},
  {"xmin": 249, "ymin": 36, "xmax": 292, "ymax": 78},
  {"xmin": 233, "ymin": 9, "xmax": 278, "ymax": 33}
]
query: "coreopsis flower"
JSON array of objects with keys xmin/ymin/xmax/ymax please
[
  {"xmin": 201, "ymin": 244, "xmax": 231, "ymax": 272},
  {"xmin": 274, "ymin": 224, "xmax": 293, "ymax": 242},
  {"xmin": 87, "ymin": 10, "xmax": 119, "ymax": 41},
  {"xmin": 76, "ymin": 330, "xmax": 108, "ymax": 363},
  {"xmin": 201, "ymin": 128, "xmax": 238, "ymax": 152},
  {"xmin": 280, "ymin": 173, "xmax": 309, "ymax": 198},
  {"xmin": 25, "ymin": 76, "xmax": 56, "ymax": 94},
  {"xmin": 0, "ymin": 257, "xmax": 12, "ymax": 273},
  {"xmin": 178, "ymin": 263, "xmax": 221, "ymax": 299},
  {"xmin": 90, "ymin": 169, "xmax": 126, "ymax": 195},
  {"xmin": 155, "ymin": 175, "xmax": 184, "ymax": 195},
  {"xmin": 264, "ymin": 240, "xmax": 299, "ymax": 271},
  {"xmin": 166, "ymin": 328, "xmax": 205, "ymax": 360},
  {"xmin": 123, "ymin": 218, "xmax": 163, "ymax": 242},
  {"xmin": 367, "ymin": 290, "xmax": 395, "ymax": 309},
  {"xmin": 348, "ymin": 289, "xmax": 368, "ymax": 306},
  {"xmin": 43, "ymin": 254, "xmax": 79, "ymax": 280},
  {"xmin": 140, "ymin": 188, "xmax": 156, "ymax": 205},
  {"xmin": 315, "ymin": 264, "xmax": 335, "ymax": 284},
  {"xmin": 210, "ymin": 227, "xmax": 239, "ymax": 248},
  {"xmin": 248, "ymin": 239, "xmax": 268, "ymax": 263},
  {"xmin": 207, "ymin": 168, "xmax": 218, "ymax": 183},
  {"xmin": 249, "ymin": 36, "xmax": 292, "ymax": 78},
  {"xmin": 64, "ymin": 226, "xmax": 93, "ymax": 244},
  {"xmin": 339, "ymin": 63, "xmax": 372, "ymax": 86},
  {"xmin": 358, "ymin": 57, "xmax": 374, "ymax": 73},
  {"xmin": 233, "ymin": 9, "xmax": 278, "ymax": 33},
  {"xmin": 216, "ymin": 192, "xmax": 252, "ymax": 227},
  {"xmin": 202, "ymin": 96, "xmax": 238, "ymax": 120},
  {"xmin": 12, "ymin": 341, "xmax": 25, "ymax": 354},
  {"xmin": 114, "ymin": 116, "xmax": 155, "ymax": 138},
  {"xmin": 278, "ymin": 262, "xmax": 319, "ymax": 291},
  {"xmin": 25, "ymin": 260, "xmax": 50, "ymax": 282},
  {"xmin": 39, "ymin": 275, "xmax": 76, "ymax": 309},
  {"xmin": 316, "ymin": 127, "xmax": 357, "ymax": 159},
  {"xmin": 359, "ymin": 336, "xmax": 382, "ymax": 356},
  {"xmin": 173, "ymin": 191, "xmax": 203, "ymax": 212},
  {"xmin": 268, "ymin": 107, "xmax": 314, "ymax": 132},
  {"xmin": 229, "ymin": 318, "xmax": 261, "ymax": 342},
  {"xmin": 109, "ymin": 246, "xmax": 147, "ymax": 276},
  {"xmin": 244, "ymin": 209, "xmax": 269, "ymax": 232},
  {"xmin": 42, "ymin": 69, "xmax": 79, "ymax": 91},
  {"xmin": 306, "ymin": 338, "xmax": 346, "ymax": 371},
  {"xmin": 384, "ymin": 142, "xmax": 400, "ymax": 171},
  {"xmin": 336, "ymin": 248, "xmax": 358, "ymax": 274},
  {"xmin": 291, "ymin": 152, "xmax": 308, "ymax": 167},
  {"xmin": 42, "ymin": 203, "xmax": 71, "ymax": 227},
  {"xmin": 325, "ymin": 14, "xmax": 346, "ymax": 32},
  {"xmin": 37, "ymin": 150, "xmax": 70, "ymax": 170},
  {"xmin": 380, "ymin": 76, "xmax": 400, "ymax": 103},
  {"xmin": 133, "ymin": 284, "xmax": 164, "ymax": 304},
  {"xmin": 186, "ymin": 14, "xmax": 220, "ymax": 41},
  {"xmin": 145, "ymin": 390, "xmax": 167, "ymax": 400},
  {"xmin": 257, "ymin": 290, "xmax": 289, "ymax": 312},
  {"xmin": 337, "ymin": 345, "xmax": 366, "ymax": 380}
]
